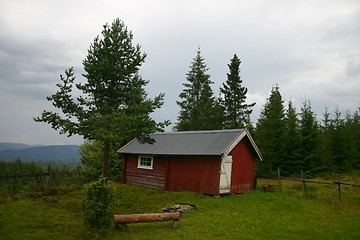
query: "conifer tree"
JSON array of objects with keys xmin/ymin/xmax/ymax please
[
  {"xmin": 298, "ymin": 100, "xmax": 320, "ymax": 174},
  {"xmin": 175, "ymin": 49, "xmax": 220, "ymax": 130},
  {"xmin": 319, "ymin": 108, "xmax": 335, "ymax": 173},
  {"xmin": 34, "ymin": 19, "xmax": 169, "ymax": 176},
  {"xmin": 282, "ymin": 101, "xmax": 301, "ymax": 175},
  {"xmin": 320, "ymin": 107, "xmax": 360, "ymax": 173},
  {"xmin": 255, "ymin": 85, "xmax": 285, "ymax": 176},
  {"xmin": 331, "ymin": 108, "xmax": 351, "ymax": 172},
  {"xmin": 350, "ymin": 108, "xmax": 360, "ymax": 169},
  {"xmin": 344, "ymin": 111, "xmax": 358, "ymax": 169},
  {"xmin": 220, "ymin": 54, "xmax": 255, "ymax": 129}
]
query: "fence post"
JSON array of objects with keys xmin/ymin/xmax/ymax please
[
  {"xmin": 278, "ymin": 168, "xmax": 282, "ymax": 192},
  {"xmin": 47, "ymin": 165, "xmax": 51, "ymax": 188},
  {"xmin": 338, "ymin": 178, "xmax": 341, "ymax": 201},
  {"xmin": 301, "ymin": 170, "xmax": 307, "ymax": 195},
  {"xmin": 329, "ymin": 179, "xmax": 341, "ymax": 204},
  {"xmin": 77, "ymin": 166, "xmax": 81, "ymax": 182},
  {"xmin": 11, "ymin": 168, "xmax": 16, "ymax": 197}
]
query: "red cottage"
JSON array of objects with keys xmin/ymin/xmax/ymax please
[{"xmin": 117, "ymin": 129, "xmax": 262, "ymax": 195}]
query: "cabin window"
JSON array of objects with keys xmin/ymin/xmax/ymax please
[{"xmin": 138, "ymin": 156, "xmax": 153, "ymax": 169}]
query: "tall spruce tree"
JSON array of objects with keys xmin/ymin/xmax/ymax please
[
  {"xmin": 282, "ymin": 101, "xmax": 301, "ymax": 175},
  {"xmin": 344, "ymin": 111, "xmax": 358, "ymax": 170},
  {"xmin": 255, "ymin": 85, "xmax": 285, "ymax": 176},
  {"xmin": 34, "ymin": 19, "xmax": 169, "ymax": 176},
  {"xmin": 320, "ymin": 107, "xmax": 360, "ymax": 173},
  {"xmin": 351, "ymin": 108, "xmax": 360, "ymax": 169},
  {"xmin": 331, "ymin": 108, "xmax": 351, "ymax": 172},
  {"xmin": 298, "ymin": 100, "xmax": 320, "ymax": 174},
  {"xmin": 319, "ymin": 108, "xmax": 335, "ymax": 173},
  {"xmin": 175, "ymin": 49, "xmax": 220, "ymax": 130},
  {"xmin": 220, "ymin": 54, "xmax": 255, "ymax": 129}
]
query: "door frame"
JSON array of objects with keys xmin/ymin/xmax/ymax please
[{"xmin": 219, "ymin": 155, "xmax": 232, "ymax": 194}]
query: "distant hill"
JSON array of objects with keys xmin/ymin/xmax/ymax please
[
  {"xmin": 0, "ymin": 142, "xmax": 32, "ymax": 151},
  {"xmin": 0, "ymin": 143, "xmax": 81, "ymax": 166}
]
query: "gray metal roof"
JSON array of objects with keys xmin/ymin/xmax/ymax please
[{"xmin": 118, "ymin": 129, "xmax": 262, "ymax": 159}]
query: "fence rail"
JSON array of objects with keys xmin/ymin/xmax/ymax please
[
  {"xmin": 0, "ymin": 171, "xmax": 81, "ymax": 179},
  {"xmin": 0, "ymin": 172, "xmax": 78, "ymax": 179},
  {"xmin": 276, "ymin": 168, "xmax": 360, "ymax": 203},
  {"xmin": 280, "ymin": 176, "xmax": 360, "ymax": 187}
]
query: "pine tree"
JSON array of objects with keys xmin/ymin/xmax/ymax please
[
  {"xmin": 320, "ymin": 107, "xmax": 360, "ymax": 173},
  {"xmin": 331, "ymin": 108, "xmax": 359, "ymax": 172},
  {"xmin": 282, "ymin": 101, "xmax": 301, "ymax": 175},
  {"xmin": 298, "ymin": 100, "xmax": 320, "ymax": 174},
  {"xmin": 34, "ymin": 19, "xmax": 170, "ymax": 176},
  {"xmin": 254, "ymin": 85, "xmax": 285, "ymax": 176},
  {"xmin": 319, "ymin": 108, "xmax": 335, "ymax": 173},
  {"xmin": 350, "ymin": 108, "xmax": 360, "ymax": 169},
  {"xmin": 175, "ymin": 49, "xmax": 220, "ymax": 130},
  {"xmin": 220, "ymin": 54, "xmax": 255, "ymax": 129},
  {"xmin": 344, "ymin": 111, "xmax": 358, "ymax": 169}
]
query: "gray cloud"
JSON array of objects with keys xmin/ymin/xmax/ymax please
[{"xmin": 346, "ymin": 56, "xmax": 360, "ymax": 77}]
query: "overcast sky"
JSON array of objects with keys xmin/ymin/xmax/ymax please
[{"xmin": 0, "ymin": 0, "xmax": 359, "ymax": 145}]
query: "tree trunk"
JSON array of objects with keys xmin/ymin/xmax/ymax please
[{"xmin": 102, "ymin": 140, "xmax": 110, "ymax": 177}]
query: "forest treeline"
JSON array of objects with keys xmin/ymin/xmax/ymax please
[
  {"xmin": 174, "ymin": 49, "xmax": 360, "ymax": 177},
  {"xmin": 254, "ymin": 86, "xmax": 360, "ymax": 176}
]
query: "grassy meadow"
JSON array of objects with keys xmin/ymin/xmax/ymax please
[{"xmin": 0, "ymin": 176, "xmax": 359, "ymax": 240}]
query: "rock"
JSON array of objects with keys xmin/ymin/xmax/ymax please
[{"xmin": 162, "ymin": 204, "xmax": 195, "ymax": 213}]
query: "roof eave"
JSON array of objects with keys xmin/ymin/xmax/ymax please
[
  {"xmin": 117, "ymin": 137, "xmax": 137, "ymax": 154},
  {"xmin": 118, "ymin": 152, "xmax": 223, "ymax": 156},
  {"xmin": 222, "ymin": 129, "xmax": 263, "ymax": 161}
]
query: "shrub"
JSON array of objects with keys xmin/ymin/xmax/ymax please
[{"xmin": 82, "ymin": 177, "xmax": 115, "ymax": 228}]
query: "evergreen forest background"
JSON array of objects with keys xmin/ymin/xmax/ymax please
[{"xmin": 175, "ymin": 50, "xmax": 360, "ymax": 177}]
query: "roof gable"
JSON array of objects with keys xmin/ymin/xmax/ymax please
[{"xmin": 118, "ymin": 129, "xmax": 262, "ymax": 160}]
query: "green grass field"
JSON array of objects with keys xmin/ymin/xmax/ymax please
[{"xmin": 0, "ymin": 177, "xmax": 359, "ymax": 240}]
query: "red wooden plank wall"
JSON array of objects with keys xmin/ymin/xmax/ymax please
[
  {"xmin": 123, "ymin": 155, "xmax": 167, "ymax": 189},
  {"xmin": 229, "ymin": 138, "xmax": 255, "ymax": 193},
  {"xmin": 166, "ymin": 156, "xmax": 221, "ymax": 195}
]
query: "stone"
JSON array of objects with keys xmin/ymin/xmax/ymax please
[{"xmin": 162, "ymin": 204, "xmax": 195, "ymax": 213}]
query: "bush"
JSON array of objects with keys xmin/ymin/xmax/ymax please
[{"xmin": 82, "ymin": 177, "xmax": 114, "ymax": 229}]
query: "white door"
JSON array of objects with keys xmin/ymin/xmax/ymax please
[{"xmin": 219, "ymin": 155, "xmax": 232, "ymax": 194}]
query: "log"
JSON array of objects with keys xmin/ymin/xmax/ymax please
[{"xmin": 114, "ymin": 212, "xmax": 181, "ymax": 224}]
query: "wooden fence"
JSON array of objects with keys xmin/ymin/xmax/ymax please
[
  {"xmin": 0, "ymin": 167, "xmax": 84, "ymax": 196},
  {"xmin": 276, "ymin": 168, "xmax": 360, "ymax": 203},
  {"xmin": 0, "ymin": 168, "xmax": 122, "ymax": 197}
]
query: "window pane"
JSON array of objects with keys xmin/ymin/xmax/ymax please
[
  {"xmin": 139, "ymin": 156, "xmax": 153, "ymax": 169},
  {"xmin": 141, "ymin": 157, "xmax": 151, "ymax": 166}
]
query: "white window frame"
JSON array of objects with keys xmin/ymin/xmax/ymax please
[{"xmin": 138, "ymin": 155, "xmax": 154, "ymax": 170}]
